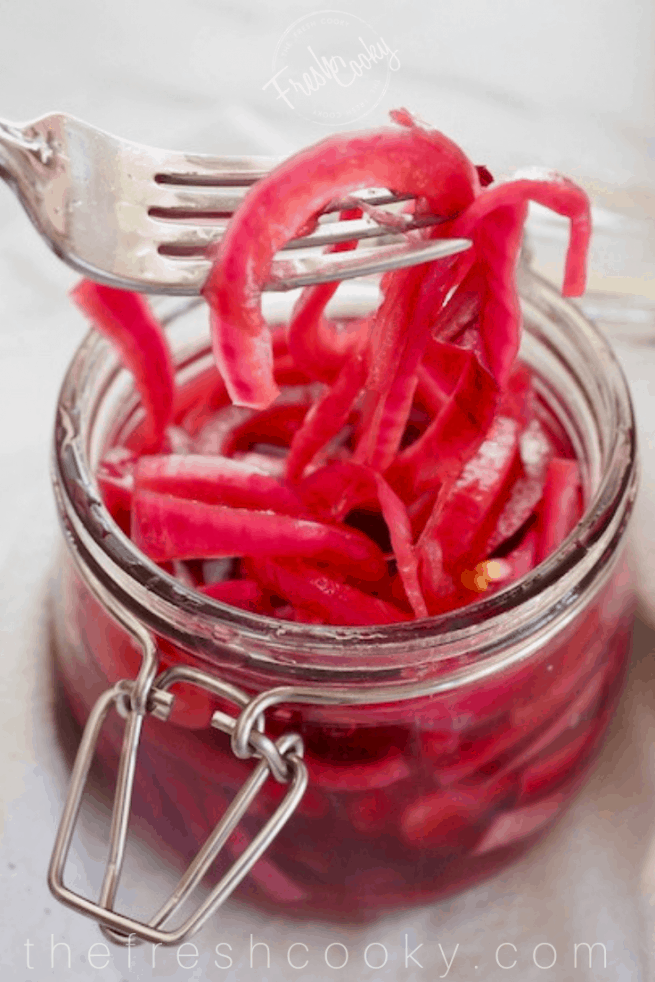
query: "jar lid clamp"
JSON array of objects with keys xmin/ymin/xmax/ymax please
[{"xmin": 47, "ymin": 618, "xmax": 308, "ymax": 946}]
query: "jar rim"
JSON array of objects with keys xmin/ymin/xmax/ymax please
[{"xmin": 52, "ymin": 271, "xmax": 637, "ymax": 685}]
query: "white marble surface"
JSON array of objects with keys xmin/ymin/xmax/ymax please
[{"xmin": 1, "ymin": 1, "xmax": 655, "ymax": 979}]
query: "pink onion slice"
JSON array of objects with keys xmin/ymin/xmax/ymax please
[
  {"xmin": 390, "ymin": 342, "xmax": 499, "ymax": 499},
  {"xmin": 535, "ymin": 457, "xmax": 582, "ymax": 562},
  {"xmin": 450, "ymin": 172, "xmax": 591, "ymax": 384},
  {"xmin": 287, "ymin": 206, "xmax": 367, "ymax": 382},
  {"xmin": 202, "ymin": 112, "xmax": 480, "ymax": 409},
  {"xmin": 131, "ymin": 489, "xmax": 387, "ymax": 578},
  {"xmin": 420, "ymin": 414, "xmax": 523, "ymax": 571},
  {"xmin": 285, "ymin": 351, "xmax": 367, "ymax": 482},
  {"xmin": 248, "ymin": 557, "xmax": 410, "ymax": 626},
  {"xmin": 71, "ymin": 281, "xmax": 174, "ymax": 450},
  {"xmin": 134, "ymin": 454, "xmax": 308, "ymax": 516}
]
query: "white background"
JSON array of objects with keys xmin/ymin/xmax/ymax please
[{"xmin": 1, "ymin": 1, "xmax": 655, "ymax": 979}]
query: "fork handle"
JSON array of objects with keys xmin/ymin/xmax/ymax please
[
  {"xmin": 0, "ymin": 120, "xmax": 22, "ymax": 184},
  {"xmin": 0, "ymin": 117, "xmax": 52, "ymax": 186}
]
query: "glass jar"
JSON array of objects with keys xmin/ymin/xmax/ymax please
[{"xmin": 50, "ymin": 270, "xmax": 637, "ymax": 935}]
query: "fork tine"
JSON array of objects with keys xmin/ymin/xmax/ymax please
[
  {"xmin": 148, "ymin": 216, "xmax": 388, "ymax": 255},
  {"xmin": 148, "ymin": 181, "xmax": 417, "ymax": 219},
  {"xmin": 148, "ymin": 220, "xmax": 228, "ymax": 252},
  {"xmin": 265, "ymin": 238, "xmax": 472, "ymax": 292},
  {"xmin": 146, "ymin": 185, "xmax": 251, "ymax": 214},
  {"xmin": 151, "ymin": 153, "xmax": 282, "ymax": 186},
  {"xmin": 148, "ymin": 212, "xmax": 447, "ymax": 257},
  {"xmin": 285, "ymin": 214, "xmax": 446, "ymax": 250}
]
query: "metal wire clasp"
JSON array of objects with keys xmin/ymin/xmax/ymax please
[{"xmin": 47, "ymin": 661, "xmax": 307, "ymax": 946}]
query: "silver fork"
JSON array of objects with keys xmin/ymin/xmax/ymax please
[{"xmin": 0, "ymin": 112, "xmax": 471, "ymax": 295}]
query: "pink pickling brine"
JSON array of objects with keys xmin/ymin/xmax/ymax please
[{"xmin": 53, "ymin": 110, "xmax": 636, "ymax": 921}]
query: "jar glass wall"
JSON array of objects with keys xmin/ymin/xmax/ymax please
[{"xmin": 51, "ymin": 271, "xmax": 637, "ymax": 921}]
